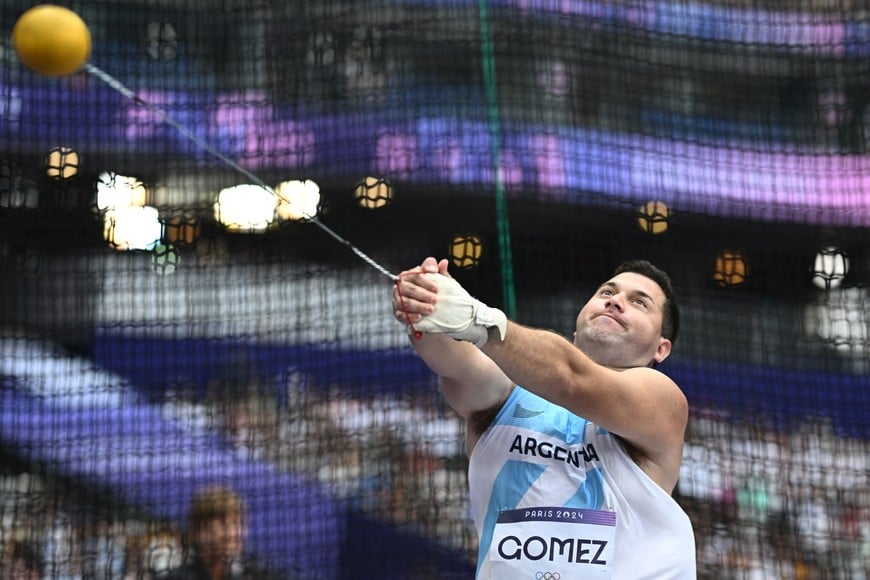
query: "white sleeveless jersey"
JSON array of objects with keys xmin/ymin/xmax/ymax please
[{"xmin": 469, "ymin": 386, "xmax": 696, "ymax": 579}]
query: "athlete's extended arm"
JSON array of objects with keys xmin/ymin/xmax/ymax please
[{"xmin": 480, "ymin": 322, "xmax": 688, "ymax": 490}]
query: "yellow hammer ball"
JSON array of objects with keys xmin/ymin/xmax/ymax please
[{"xmin": 12, "ymin": 5, "xmax": 92, "ymax": 77}]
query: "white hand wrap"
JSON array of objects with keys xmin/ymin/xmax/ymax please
[{"xmin": 414, "ymin": 273, "xmax": 507, "ymax": 347}]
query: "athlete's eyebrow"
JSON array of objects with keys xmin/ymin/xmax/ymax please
[{"xmin": 599, "ymin": 281, "xmax": 657, "ymax": 305}]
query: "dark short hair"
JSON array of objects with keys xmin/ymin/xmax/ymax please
[{"xmin": 612, "ymin": 260, "xmax": 680, "ymax": 345}]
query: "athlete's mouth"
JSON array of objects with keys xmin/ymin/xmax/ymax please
[{"xmin": 594, "ymin": 312, "xmax": 627, "ymax": 328}]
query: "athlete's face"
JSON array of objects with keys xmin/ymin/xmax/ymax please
[{"xmin": 574, "ymin": 272, "xmax": 671, "ymax": 368}]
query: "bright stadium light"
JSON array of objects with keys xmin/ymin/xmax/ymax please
[
  {"xmin": 637, "ymin": 200, "xmax": 669, "ymax": 235},
  {"xmin": 275, "ymin": 179, "xmax": 321, "ymax": 221},
  {"xmin": 450, "ymin": 234, "xmax": 483, "ymax": 269},
  {"xmin": 96, "ymin": 171, "xmax": 147, "ymax": 210},
  {"xmin": 45, "ymin": 146, "xmax": 79, "ymax": 180},
  {"xmin": 214, "ymin": 184, "xmax": 276, "ymax": 233},
  {"xmin": 713, "ymin": 250, "xmax": 748, "ymax": 287},
  {"xmin": 354, "ymin": 176, "xmax": 392, "ymax": 209},
  {"xmin": 811, "ymin": 246, "xmax": 849, "ymax": 290},
  {"xmin": 103, "ymin": 205, "xmax": 162, "ymax": 251}
]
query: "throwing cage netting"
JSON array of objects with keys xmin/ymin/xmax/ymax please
[{"xmin": 1, "ymin": 1, "xmax": 868, "ymax": 578}]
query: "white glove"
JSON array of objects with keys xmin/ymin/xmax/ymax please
[{"xmin": 414, "ymin": 273, "xmax": 507, "ymax": 347}]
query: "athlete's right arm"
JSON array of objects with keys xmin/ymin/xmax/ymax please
[{"xmin": 392, "ymin": 258, "xmax": 513, "ymax": 419}]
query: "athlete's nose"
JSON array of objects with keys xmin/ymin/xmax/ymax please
[{"xmin": 605, "ymin": 292, "xmax": 625, "ymax": 311}]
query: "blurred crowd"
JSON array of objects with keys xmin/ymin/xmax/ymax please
[
  {"xmin": 680, "ymin": 411, "xmax": 870, "ymax": 579},
  {"xmin": 0, "ymin": 472, "xmax": 182, "ymax": 579},
  {"xmin": 1, "ymin": 370, "xmax": 868, "ymax": 579}
]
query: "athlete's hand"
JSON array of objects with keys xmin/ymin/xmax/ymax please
[
  {"xmin": 407, "ymin": 271, "xmax": 507, "ymax": 348},
  {"xmin": 392, "ymin": 257, "xmax": 449, "ymax": 326}
]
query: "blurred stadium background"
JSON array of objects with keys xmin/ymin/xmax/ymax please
[{"xmin": 1, "ymin": 0, "xmax": 869, "ymax": 578}]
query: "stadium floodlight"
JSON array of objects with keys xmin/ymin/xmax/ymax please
[
  {"xmin": 812, "ymin": 246, "xmax": 849, "ymax": 290},
  {"xmin": 354, "ymin": 176, "xmax": 392, "ymax": 209},
  {"xmin": 103, "ymin": 205, "xmax": 161, "ymax": 251},
  {"xmin": 637, "ymin": 200, "xmax": 669, "ymax": 235},
  {"xmin": 214, "ymin": 183, "xmax": 276, "ymax": 233},
  {"xmin": 45, "ymin": 146, "xmax": 79, "ymax": 180},
  {"xmin": 713, "ymin": 250, "xmax": 748, "ymax": 287},
  {"xmin": 450, "ymin": 234, "xmax": 483, "ymax": 269},
  {"xmin": 275, "ymin": 179, "xmax": 321, "ymax": 221},
  {"xmin": 96, "ymin": 171, "xmax": 147, "ymax": 210}
]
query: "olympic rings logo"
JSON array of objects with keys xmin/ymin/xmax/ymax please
[{"xmin": 535, "ymin": 573, "xmax": 560, "ymax": 580}]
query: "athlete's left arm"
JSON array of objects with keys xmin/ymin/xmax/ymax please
[{"xmin": 481, "ymin": 322, "xmax": 688, "ymax": 492}]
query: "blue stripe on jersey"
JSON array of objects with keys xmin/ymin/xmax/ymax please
[
  {"xmin": 476, "ymin": 459, "xmax": 547, "ymax": 575},
  {"xmin": 475, "ymin": 387, "xmax": 608, "ymax": 575},
  {"xmin": 567, "ymin": 466, "xmax": 606, "ymax": 509},
  {"xmin": 497, "ymin": 387, "xmax": 587, "ymax": 446}
]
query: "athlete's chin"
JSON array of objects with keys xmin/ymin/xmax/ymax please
[
  {"xmin": 576, "ymin": 334, "xmax": 627, "ymax": 362},
  {"xmin": 577, "ymin": 327, "xmax": 623, "ymax": 346}
]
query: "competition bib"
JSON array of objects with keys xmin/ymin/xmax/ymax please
[{"xmin": 490, "ymin": 507, "xmax": 616, "ymax": 579}]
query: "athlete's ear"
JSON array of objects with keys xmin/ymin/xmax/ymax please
[{"xmin": 653, "ymin": 338, "xmax": 671, "ymax": 364}]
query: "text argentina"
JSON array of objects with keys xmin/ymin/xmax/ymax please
[{"xmin": 508, "ymin": 435, "xmax": 599, "ymax": 467}]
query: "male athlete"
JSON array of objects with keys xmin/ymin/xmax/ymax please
[{"xmin": 392, "ymin": 257, "xmax": 696, "ymax": 579}]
